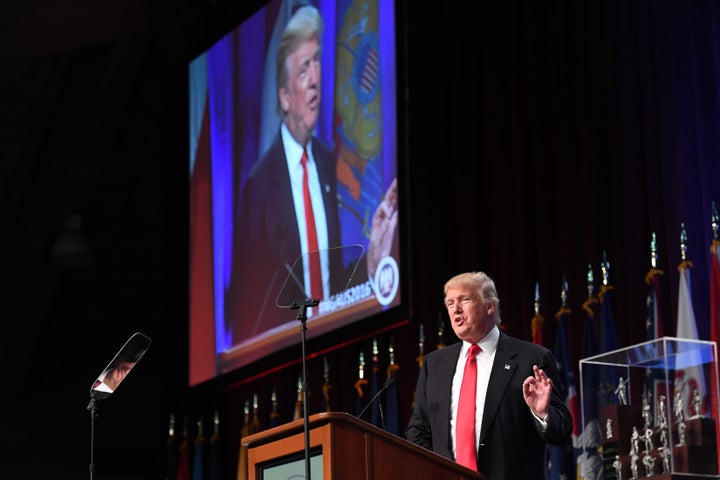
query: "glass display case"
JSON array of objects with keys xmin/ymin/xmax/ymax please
[{"xmin": 580, "ymin": 337, "xmax": 720, "ymax": 479}]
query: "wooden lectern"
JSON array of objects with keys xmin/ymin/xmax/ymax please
[{"xmin": 240, "ymin": 412, "xmax": 485, "ymax": 480}]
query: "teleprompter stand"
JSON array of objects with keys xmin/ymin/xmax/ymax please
[{"xmin": 86, "ymin": 332, "xmax": 151, "ymax": 480}]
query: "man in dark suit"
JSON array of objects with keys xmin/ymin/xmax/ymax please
[
  {"xmin": 226, "ymin": 5, "xmax": 398, "ymax": 347},
  {"xmin": 406, "ymin": 271, "xmax": 572, "ymax": 479}
]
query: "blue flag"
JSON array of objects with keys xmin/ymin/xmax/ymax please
[
  {"xmin": 645, "ymin": 268, "xmax": 665, "ymax": 341},
  {"xmin": 354, "ymin": 376, "xmax": 369, "ymax": 417},
  {"xmin": 598, "ymin": 285, "xmax": 620, "ymax": 354},
  {"xmin": 549, "ymin": 307, "xmax": 577, "ymax": 480},
  {"xmin": 192, "ymin": 424, "xmax": 207, "ymax": 480},
  {"xmin": 384, "ymin": 364, "xmax": 400, "ymax": 435},
  {"xmin": 598, "ymin": 285, "xmax": 620, "ymax": 407},
  {"xmin": 321, "ymin": 357, "xmax": 332, "ymax": 413},
  {"xmin": 268, "ymin": 389, "xmax": 281, "ymax": 428},
  {"xmin": 208, "ymin": 431, "xmax": 219, "ymax": 480},
  {"xmin": 644, "ymin": 267, "xmax": 666, "ymax": 428},
  {"xmin": 165, "ymin": 415, "xmax": 179, "ymax": 480},
  {"xmin": 370, "ymin": 360, "xmax": 381, "ymax": 427},
  {"xmin": 208, "ymin": 411, "xmax": 220, "ymax": 480},
  {"xmin": 577, "ymin": 298, "xmax": 604, "ymax": 480}
]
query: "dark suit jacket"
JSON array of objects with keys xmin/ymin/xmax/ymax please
[
  {"xmin": 226, "ymin": 131, "xmax": 359, "ymax": 345},
  {"xmin": 406, "ymin": 332, "xmax": 573, "ymax": 480}
]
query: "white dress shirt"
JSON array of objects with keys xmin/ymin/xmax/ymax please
[{"xmin": 450, "ymin": 325, "xmax": 499, "ymax": 458}]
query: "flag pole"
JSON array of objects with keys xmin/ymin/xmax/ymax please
[
  {"xmin": 416, "ymin": 324, "xmax": 424, "ymax": 369},
  {"xmin": 531, "ymin": 281, "xmax": 544, "ymax": 345}
]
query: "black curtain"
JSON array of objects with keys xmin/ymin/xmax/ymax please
[
  {"xmin": 407, "ymin": 0, "xmax": 720, "ymax": 364},
  {"xmin": 2, "ymin": 1, "xmax": 719, "ymax": 478}
]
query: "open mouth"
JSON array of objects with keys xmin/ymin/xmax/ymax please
[{"xmin": 308, "ymin": 93, "xmax": 319, "ymax": 109}]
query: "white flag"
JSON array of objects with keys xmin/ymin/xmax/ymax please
[{"xmin": 675, "ymin": 263, "xmax": 707, "ymax": 419}]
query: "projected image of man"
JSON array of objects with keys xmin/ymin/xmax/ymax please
[{"xmin": 226, "ymin": 5, "xmax": 398, "ymax": 347}]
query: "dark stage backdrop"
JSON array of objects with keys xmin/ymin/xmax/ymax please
[{"xmin": 1, "ymin": 0, "xmax": 719, "ymax": 478}]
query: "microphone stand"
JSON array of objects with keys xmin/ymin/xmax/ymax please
[
  {"xmin": 292, "ymin": 298, "xmax": 318, "ymax": 480},
  {"xmin": 358, "ymin": 377, "xmax": 396, "ymax": 424},
  {"xmin": 87, "ymin": 394, "xmax": 99, "ymax": 480}
]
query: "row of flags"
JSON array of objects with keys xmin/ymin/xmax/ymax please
[
  {"xmin": 541, "ymin": 208, "xmax": 720, "ymax": 480},
  {"xmin": 167, "ymin": 336, "xmax": 405, "ymax": 480},
  {"xmin": 166, "ymin": 413, "xmax": 220, "ymax": 480}
]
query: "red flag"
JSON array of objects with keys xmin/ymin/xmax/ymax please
[
  {"xmin": 711, "ymin": 238, "xmax": 720, "ymax": 351},
  {"xmin": 531, "ymin": 312, "xmax": 544, "ymax": 346},
  {"xmin": 176, "ymin": 419, "xmax": 191, "ymax": 480},
  {"xmin": 709, "ymin": 238, "xmax": 720, "ymax": 471}
]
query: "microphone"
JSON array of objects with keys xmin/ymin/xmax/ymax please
[{"xmin": 358, "ymin": 377, "xmax": 396, "ymax": 422}]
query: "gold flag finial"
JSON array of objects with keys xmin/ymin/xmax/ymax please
[
  {"xmin": 322, "ymin": 356, "xmax": 332, "ymax": 412},
  {"xmin": 531, "ymin": 281, "xmax": 544, "ymax": 342},
  {"xmin": 388, "ymin": 336, "xmax": 395, "ymax": 366},
  {"xmin": 418, "ymin": 324, "xmax": 424, "ymax": 356},
  {"xmin": 416, "ymin": 324, "xmax": 425, "ymax": 368},
  {"xmin": 555, "ymin": 275, "xmax": 572, "ymax": 320},
  {"xmin": 646, "ymin": 232, "xmax": 665, "ymax": 284},
  {"xmin": 168, "ymin": 413, "xmax": 176, "ymax": 437},
  {"xmin": 243, "ymin": 400, "xmax": 250, "ymax": 427},
  {"xmin": 680, "ymin": 223, "xmax": 688, "ymax": 261},
  {"xmin": 323, "ymin": 357, "xmax": 330, "ymax": 385},
  {"xmin": 436, "ymin": 312, "xmax": 446, "ymax": 349},
  {"xmin": 601, "ymin": 250, "xmax": 610, "ymax": 286},
  {"xmin": 650, "ymin": 232, "xmax": 658, "ymax": 268},
  {"xmin": 358, "ymin": 351, "xmax": 365, "ymax": 380},
  {"xmin": 196, "ymin": 416, "xmax": 204, "ymax": 441},
  {"xmin": 582, "ymin": 265, "xmax": 598, "ymax": 317}
]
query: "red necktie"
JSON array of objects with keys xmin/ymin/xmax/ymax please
[
  {"xmin": 456, "ymin": 344, "xmax": 481, "ymax": 471},
  {"xmin": 301, "ymin": 148, "xmax": 322, "ymax": 304}
]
